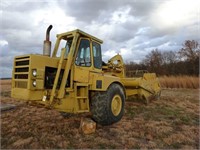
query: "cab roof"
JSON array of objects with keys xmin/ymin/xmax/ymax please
[{"xmin": 57, "ymin": 29, "xmax": 103, "ymax": 44}]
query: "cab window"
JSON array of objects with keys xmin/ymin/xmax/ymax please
[
  {"xmin": 56, "ymin": 38, "xmax": 73, "ymax": 58},
  {"xmin": 92, "ymin": 42, "xmax": 102, "ymax": 69},
  {"xmin": 75, "ymin": 39, "xmax": 91, "ymax": 67}
]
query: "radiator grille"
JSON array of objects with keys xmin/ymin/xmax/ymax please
[
  {"xmin": 14, "ymin": 56, "xmax": 30, "ymax": 88},
  {"xmin": 15, "ymin": 81, "xmax": 28, "ymax": 88}
]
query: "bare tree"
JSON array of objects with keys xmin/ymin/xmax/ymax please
[
  {"xmin": 126, "ymin": 40, "xmax": 199, "ymax": 76},
  {"xmin": 179, "ymin": 40, "xmax": 200, "ymax": 75},
  {"xmin": 162, "ymin": 51, "xmax": 177, "ymax": 64},
  {"xmin": 143, "ymin": 49, "xmax": 163, "ymax": 74},
  {"xmin": 161, "ymin": 51, "xmax": 178, "ymax": 75},
  {"xmin": 179, "ymin": 40, "xmax": 199, "ymax": 60}
]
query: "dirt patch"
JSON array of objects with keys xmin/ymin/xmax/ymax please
[
  {"xmin": 0, "ymin": 80, "xmax": 11, "ymax": 92},
  {"xmin": 1, "ymin": 80, "xmax": 199, "ymax": 149}
]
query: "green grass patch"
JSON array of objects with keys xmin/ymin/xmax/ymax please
[
  {"xmin": 126, "ymin": 105, "xmax": 199, "ymax": 126},
  {"xmin": 126, "ymin": 105, "xmax": 146, "ymax": 118}
]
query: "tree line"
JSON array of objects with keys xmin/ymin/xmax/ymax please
[{"xmin": 125, "ymin": 40, "xmax": 200, "ymax": 76}]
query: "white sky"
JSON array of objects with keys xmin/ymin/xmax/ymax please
[{"xmin": 0, "ymin": 0, "xmax": 199, "ymax": 78}]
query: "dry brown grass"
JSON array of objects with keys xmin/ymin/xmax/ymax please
[
  {"xmin": 159, "ymin": 76, "xmax": 199, "ymax": 89},
  {"xmin": 1, "ymin": 79, "xmax": 199, "ymax": 149},
  {"xmin": 0, "ymin": 80, "xmax": 11, "ymax": 93},
  {"xmin": 0, "ymin": 80, "xmax": 11, "ymax": 85}
]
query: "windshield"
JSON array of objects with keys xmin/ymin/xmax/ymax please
[
  {"xmin": 56, "ymin": 38, "xmax": 73, "ymax": 58},
  {"xmin": 64, "ymin": 39, "xmax": 72, "ymax": 58}
]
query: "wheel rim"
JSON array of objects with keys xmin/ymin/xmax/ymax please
[{"xmin": 111, "ymin": 95, "xmax": 122, "ymax": 116}]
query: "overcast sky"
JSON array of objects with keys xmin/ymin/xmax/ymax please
[{"xmin": 0, "ymin": 0, "xmax": 199, "ymax": 78}]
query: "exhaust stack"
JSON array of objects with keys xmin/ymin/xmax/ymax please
[{"xmin": 43, "ymin": 25, "xmax": 53, "ymax": 56}]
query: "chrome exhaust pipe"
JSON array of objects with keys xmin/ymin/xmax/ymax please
[{"xmin": 43, "ymin": 25, "xmax": 53, "ymax": 56}]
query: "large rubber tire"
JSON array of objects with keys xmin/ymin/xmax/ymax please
[{"xmin": 90, "ymin": 84, "xmax": 125, "ymax": 125}]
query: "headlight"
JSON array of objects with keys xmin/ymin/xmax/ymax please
[
  {"xmin": 32, "ymin": 80, "xmax": 36, "ymax": 87},
  {"xmin": 32, "ymin": 69, "xmax": 37, "ymax": 77}
]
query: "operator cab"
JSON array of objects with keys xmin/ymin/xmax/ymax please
[
  {"xmin": 53, "ymin": 29, "xmax": 103, "ymax": 70},
  {"xmin": 75, "ymin": 38, "xmax": 102, "ymax": 69}
]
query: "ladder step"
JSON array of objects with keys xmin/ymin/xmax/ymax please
[
  {"xmin": 76, "ymin": 108, "xmax": 89, "ymax": 112},
  {"xmin": 75, "ymin": 82, "xmax": 89, "ymax": 112},
  {"xmin": 77, "ymin": 96, "xmax": 87, "ymax": 99}
]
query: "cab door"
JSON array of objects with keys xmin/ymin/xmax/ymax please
[
  {"xmin": 74, "ymin": 38, "xmax": 92, "ymax": 83},
  {"xmin": 92, "ymin": 41, "xmax": 102, "ymax": 70}
]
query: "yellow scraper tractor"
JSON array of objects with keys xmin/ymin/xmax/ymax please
[{"xmin": 11, "ymin": 25, "xmax": 161, "ymax": 125}]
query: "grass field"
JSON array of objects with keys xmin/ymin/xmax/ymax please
[
  {"xmin": 159, "ymin": 76, "xmax": 199, "ymax": 89},
  {"xmin": 0, "ymin": 80, "xmax": 199, "ymax": 149}
]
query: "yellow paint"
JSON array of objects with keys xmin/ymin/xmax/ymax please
[
  {"xmin": 111, "ymin": 95, "xmax": 122, "ymax": 116},
  {"xmin": 11, "ymin": 28, "xmax": 161, "ymax": 114}
]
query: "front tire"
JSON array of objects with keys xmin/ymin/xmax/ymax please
[{"xmin": 90, "ymin": 84, "xmax": 125, "ymax": 125}]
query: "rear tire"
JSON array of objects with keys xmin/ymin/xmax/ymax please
[{"xmin": 90, "ymin": 84, "xmax": 125, "ymax": 125}]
